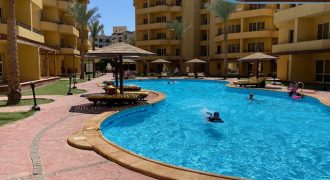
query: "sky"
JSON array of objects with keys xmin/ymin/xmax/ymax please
[{"xmin": 89, "ymin": 0, "xmax": 135, "ymax": 35}]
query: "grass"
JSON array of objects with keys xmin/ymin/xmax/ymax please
[
  {"xmin": 0, "ymin": 99, "xmax": 53, "ymax": 107},
  {"xmin": 22, "ymin": 80, "xmax": 86, "ymax": 96},
  {"xmin": 0, "ymin": 110, "xmax": 35, "ymax": 126}
]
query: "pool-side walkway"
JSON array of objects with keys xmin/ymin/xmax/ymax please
[
  {"xmin": 1, "ymin": 76, "xmax": 330, "ymax": 180},
  {"xmin": 0, "ymin": 74, "xmax": 153, "ymax": 180}
]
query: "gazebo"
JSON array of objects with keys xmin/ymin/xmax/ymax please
[
  {"xmin": 238, "ymin": 52, "xmax": 278, "ymax": 79},
  {"xmin": 87, "ymin": 41, "xmax": 154, "ymax": 94}
]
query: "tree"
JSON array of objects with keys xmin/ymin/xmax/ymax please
[
  {"xmin": 208, "ymin": 0, "xmax": 236, "ymax": 79},
  {"xmin": 168, "ymin": 20, "xmax": 190, "ymax": 73},
  {"xmin": 88, "ymin": 19, "xmax": 104, "ymax": 50},
  {"xmin": 6, "ymin": 0, "xmax": 21, "ymax": 105},
  {"xmin": 67, "ymin": 1, "xmax": 100, "ymax": 79}
]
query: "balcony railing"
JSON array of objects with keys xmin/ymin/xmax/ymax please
[{"xmin": 16, "ymin": 22, "xmax": 43, "ymax": 35}]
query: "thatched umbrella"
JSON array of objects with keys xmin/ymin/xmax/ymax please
[
  {"xmin": 184, "ymin": 59, "xmax": 207, "ymax": 64},
  {"xmin": 185, "ymin": 59, "xmax": 207, "ymax": 74},
  {"xmin": 87, "ymin": 41, "xmax": 154, "ymax": 94},
  {"xmin": 151, "ymin": 59, "xmax": 172, "ymax": 64},
  {"xmin": 123, "ymin": 59, "xmax": 136, "ymax": 64},
  {"xmin": 237, "ymin": 52, "xmax": 278, "ymax": 79}
]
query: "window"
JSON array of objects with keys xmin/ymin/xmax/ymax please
[
  {"xmin": 156, "ymin": 0, "xmax": 166, "ymax": 6},
  {"xmin": 175, "ymin": 48, "xmax": 180, "ymax": 56},
  {"xmin": 143, "ymin": 19, "xmax": 148, "ymax": 24},
  {"xmin": 247, "ymin": 42, "xmax": 264, "ymax": 52},
  {"xmin": 143, "ymin": 2, "xmax": 148, "ymax": 8},
  {"xmin": 156, "ymin": 32, "xmax": 166, "ymax": 39},
  {"xmin": 216, "ymin": 45, "xmax": 222, "ymax": 54},
  {"xmin": 176, "ymin": 0, "xmax": 182, "ymax": 6},
  {"xmin": 143, "ymin": 34, "xmax": 148, "ymax": 40},
  {"xmin": 317, "ymin": 23, "xmax": 329, "ymax": 40},
  {"xmin": 315, "ymin": 60, "xmax": 330, "ymax": 82},
  {"xmin": 176, "ymin": 16, "xmax": 182, "ymax": 22},
  {"xmin": 249, "ymin": 22, "xmax": 265, "ymax": 31},
  {"xmin": 217, "ymin": 28, "xmax": 223, "ymax": 36},
  {"xmin": 228, "ymin": 44, "xmax": 240, "ymax": 53},
  {"xmin": 0, "ymin": 53, "xmax": 3, "ymax": 81},
  {"xmin": 228, "ymin": 24, "xmax": 241, "ymax": 33},
  {"xmin": 106, "ymin": 39, "xmax": 110, "ymax": 43},
  {"xmin": 156, "ymin": 48, "xmax": 167, "ymax": 56},
  {"xmin": 289, "ymin": 4, "xmax": 296, "ymax": 8},
  {"xmin": 200, "ymin": 46, "xmax": 207, "ymax": 56},
  {"xmin": 0, "ymin": 8, "xmax": 2, "ymax": 23},
  {"xmin": 249, "ymin": 4, "xmax": 265, "ymax": 10},
  {"xmin": 156, "ymin": 16, "xmax": 166, "ymax": 23},
  {"xmin": 201, "ymin": 33, "xmax": 207, "ymax": 41},
  {"xmin": 289, "ymin": 30, "xmax": 294, "ymax": 43}
]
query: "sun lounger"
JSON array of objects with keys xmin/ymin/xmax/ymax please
[
  {"xmin": 233, "ymin": 78, "xmax": 266, "ymax": 88},
  {"xmin": 161, "ymin": 72, "xmax": 169, "ymax": 78},
  {"xmin": 87, "ymin": 94, "xmax": 141, "ymax": 106},
  {"xmin": 197, "ymin": 72, "xmax": 204, "ymax": 79},
  {"xmin": 188, "ymin": 73, "xmax": 194, "ymax": 78}
]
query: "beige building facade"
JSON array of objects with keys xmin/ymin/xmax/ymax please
[
  {"xmin": 134, "ymin": 0, "xmax": 278, "ymax": 76},
  {"xmin": 0, "ymin": 0, "xmax": 89, "ymax": 83},
  {"xmin": 273, "ymin": 4, "xmax": 330, "ymax": 83}
]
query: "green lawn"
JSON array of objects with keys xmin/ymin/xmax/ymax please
[
  {"xmin": 0, "ymin": 110, "xmax": 35, "ymax": 126},
  {"xmin": 22, "ymin": 80, "xmax": 86, "ymax": 96},
  {"xmin": 0, "ymin": 98, "xmax": 53, "ymax": 107}
]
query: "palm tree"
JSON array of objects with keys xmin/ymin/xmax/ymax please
[
  {"xmin": 208, "ymin": 0, "xmax": 236, "ymax": 79},
  {"xmin": 6, "ymin": 0, "xmax": 21, "ymax": 105},
  {"xmin": 88, "ymin": 19, "xmax": 104, "ymax": 50},
  {"xmin": 168, "ymin": 20, "xmax": 190, "ymax": 73},
  {"xmin": 67, "ymin": 1, "xmax": 100, "ymax": 79}
]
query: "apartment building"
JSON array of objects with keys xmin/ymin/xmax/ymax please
[
  {"xmin": 0, "ymin": 0, "xmax": 89, "ymax": 83},
  {"xmin": 94, "ymin": 31, "xmax": 112, "ymax": 48},
  {"xmin": 134, "ymin": 0, "xmax": 278, "ymax": 76},
  {"xmin": 111, "ymin": 26, "xmax": 135, "ymax": 44},
  {"xmin": 273, "ymin": 4, "xmax": 330, "ymax": 83}
]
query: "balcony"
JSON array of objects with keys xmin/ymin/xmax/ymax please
[
  {"xmin": 136, "ymin": 4, "xmax": 182, "ymax": 14},
  {"xmin": 58, "ymin": 0, "xmax": 73, "ymax": 10},
  {"xmin": 136, "ymin": 22, "xmax": 168, "ymax": 30},
  {"xmin": 60, "ymin": 47, "xmax": 80, "ymax": 55},
  {"xmin": 59, "ymin": 24, "xmax": 79, "ymax": 37},
  {"xmin": 31, "ymin": 0, "xmax": 43, "ymax": 9},
  {"xmin": 215, "ymin": 30, "xmax": 278, "ymax": 41},
  {"xmin": 41, "ymin": 20, "xmax": 79, "ymax": 37},
  {"xmin": 43, "ymin": 0, "xmax": 57, "ymax": 7},
  {"xmin": 0, "ymin": 23, "xmax": 44, "ymax": 43},
  {"xmin": 215, "ymin": 8, "xmax": 274, "ymax": 23},
  {"xmin": 273, "ymin": 39, "xmax": 330, "ymax": 54},
  {"xmin": 136, "ymin": 39, "xmax": 179, "ymax": 46},
  {"xmin": 274, "ymin": 4, "xmax": 330, "ymax": 25}
]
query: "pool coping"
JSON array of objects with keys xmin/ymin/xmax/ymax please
[
  {"xmin": 68, "ymin": 90, "xmax": 243, "ymax": 180},
  {"xmin": 226, "ymin": 83, "xmax": 330, "ymax": 107}
]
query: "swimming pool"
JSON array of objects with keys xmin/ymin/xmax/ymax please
[{"xmin": 101, "ymin": 79, "xmax": 330, "ymax": 179}]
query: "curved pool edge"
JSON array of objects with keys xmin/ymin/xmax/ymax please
[
  {"xmin": 68, "ymin": 90, "xmax": 243, "ymax": 180},
  {"xmin": 226, "ymin": 83, "xmax": 330, "ymax": 107}
]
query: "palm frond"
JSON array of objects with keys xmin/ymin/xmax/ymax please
[
  {"xmin": 207, "ymin": 0, "xmax": 236, "ymax": 21},
  {"xmin": 168, "ymin": 20, "xmax": 189, "ymax": 40}
]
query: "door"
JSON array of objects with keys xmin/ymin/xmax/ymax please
[{"xmin": 0, "ymin": 53, "xmax": 3, "ymax": 82}]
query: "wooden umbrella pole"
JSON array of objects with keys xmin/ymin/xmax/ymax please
[
  {"xmin": 119, "ymin": 55, "xmax": 124, "ymax": 94},
  {"xmin": 114, "ymin": 58, "xmax": 118, "ymax": 87},
  {"xmin": 256, "ymin": 60, "xmax": 259, "ymax": 80}
]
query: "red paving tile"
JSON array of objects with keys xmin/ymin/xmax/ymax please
[{"xmin": 0, "ymin": 74, "xmax": 153, "ymax": 180}]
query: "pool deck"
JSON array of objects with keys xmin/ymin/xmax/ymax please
[{"xmin": 0, "ymin": 75, "xmax": 329, "ymax": 180}]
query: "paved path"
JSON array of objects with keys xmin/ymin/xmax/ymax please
[{"xmin": 0, "ymin": 74, "xmax": 153, "ymax": 180}]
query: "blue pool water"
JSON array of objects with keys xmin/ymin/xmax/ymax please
[{"xmin": 101, "ymin": 79, "xmax": 330, "ymax": 179}]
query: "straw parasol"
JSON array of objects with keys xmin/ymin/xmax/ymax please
[
  {"xmin": 87, "ymin": 41, "xmax": 155, "ymax": 94},
  {"xmin": 238, "ymin": 52, "xmax": 278, "ymax": 79},
  {"xmin": 151, "ymin": 59, "xmax": 172, "ymax": 64},
  {"xmin": 184, "ymin": 59, "xmax": 207, "ymax": 64},
  {"xmin": 123, "ymin": 59, "xmax": 136, "ymax": 64}
]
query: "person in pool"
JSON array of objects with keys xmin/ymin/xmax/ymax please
[
  {"xmin": 206, "ymin": 112, "xmax": 224, "ymax": 123},
  {"xmin": 248, "ymin": 93, "xmax": 255, "ymax": 101}
]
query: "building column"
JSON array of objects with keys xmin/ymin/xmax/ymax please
[{"xmin": 46, "ymin": 52, "xmax": 49, "ymax": 77}]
